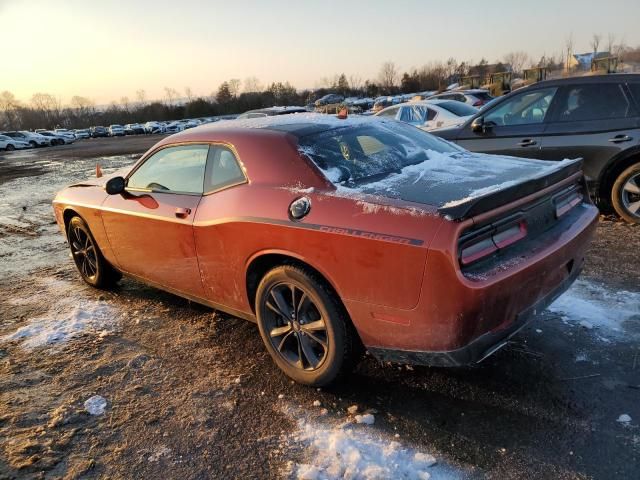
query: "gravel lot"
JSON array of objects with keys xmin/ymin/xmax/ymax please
[{"xmin": 0, "ymin": 137, "xmax": 638, "ymax": 479}]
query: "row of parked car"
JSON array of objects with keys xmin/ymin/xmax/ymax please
[
  {"xmin": 0, "ymin": 117, "xmax": 225, "ymax": 151},
  {"xmin": 313, "ymin": 89, "xmax": 494, "ymax": 113}
]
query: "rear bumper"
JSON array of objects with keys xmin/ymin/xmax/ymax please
[{"xmin": 368, "ymin": 260, "xmax": 582, "ymax": 367}]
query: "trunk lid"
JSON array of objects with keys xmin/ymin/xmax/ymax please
[{"xmin": 351, "ymin": 152, "xmax": 583, "ymax": 221}]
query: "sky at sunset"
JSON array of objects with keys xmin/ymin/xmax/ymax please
[{"xmin": 1, "ymin": 0, "xmax": 639, "ymax": 105}]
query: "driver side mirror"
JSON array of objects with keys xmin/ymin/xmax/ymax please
[
  {"xmin": 471, "ymin": 116, "xmax": 485, "ymax": 133},
  {"xmin": 105, "ymin": 176, "xmax": 126, "ymax": 195},
  {"xmin": 471, "ymin": 116, "xmax": 494, "ymax": 134}
]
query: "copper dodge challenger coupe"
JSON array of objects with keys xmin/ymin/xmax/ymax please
[{"xmin": 53, "ymin": 114, "xmax": 598, "ymax": 385}]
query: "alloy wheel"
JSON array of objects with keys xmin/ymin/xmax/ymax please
[
  {"xmin": 69, "ymin": 225, "xmax": 98, "ymax": 279},
  {"xmin": 263, "ymin": 282, "xmax": 329, "ymax": 371},
  {"xmin": 621, "ymin": 172, "xmax": 640, "ymax": 218}
]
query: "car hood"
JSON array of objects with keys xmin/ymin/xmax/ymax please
[
  {"xmin": 68, "ymin": 166, "xmax": 130, "ymax": 189},
  {"xmin": 340, "ymin": 151, "xmax": 582, "ymax": 220}
]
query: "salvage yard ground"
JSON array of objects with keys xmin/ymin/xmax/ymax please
[{"xmin": 0, "ymin": 137, "xmax": 639, "ymax": 479}]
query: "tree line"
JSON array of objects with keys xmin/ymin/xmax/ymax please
[{"xmin": 2, "ymin": 40, "xmax": 639, "ymax": 131}]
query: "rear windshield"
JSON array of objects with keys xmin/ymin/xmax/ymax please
[
  {"xmin": 298, "ymin": 121, "xmax": 462, "ymax": 185},
  {"xmin": 437, "ymin": 101, "xmax": 478, "ymax": 117},
  {"xmin": 473, "ymin": 91, "xmax": 493, "ymax": 101}
]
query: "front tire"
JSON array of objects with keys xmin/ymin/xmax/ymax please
[
  {"xmin": 67, "ymin": 216, "xmax": 121, "ymax": 288},
  {"xmin": 255, "ymin": 265, "xmax": 359, "ymax": 386},
  {"xmin": 5, "ymin": 144, "xmax": 15, "ymax": 151},
  {"xmin": 611, "ymin": 163, "xmax": 640, "ymax": 223}
]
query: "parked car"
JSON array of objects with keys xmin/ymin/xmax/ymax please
[
  {"xmin": 431, "ymin": 74, "xmax": 640, "ymax": 223},
  {"xmin": 3, "ymin": 131, "xmax": 51, "ymax": 147},
  {"xmin": 53, "ymin": 114, "xmax": 597, "ymax": 386},
  {"xmin": 74, "ymin": 129, "xmax": 91, "ymax": 139},
  {"xmin": 124, "ymin": 123, "xmax": 145, "ymax": 135},
  {"xmin": 108, "ymin": 125, "xmax": 125, "ymax": 137},
  {"xmin": 90, "ymin": 126, "xmax": 108, "ymax": 138},
  {"xmin": 428, "ymin": 89, "xmax": 494, "ymax": 107},
  {"xmin": 0, "ymin": 134, "xmax": 31, "ymax": 151},
  {"xmin": 314, "ymin": 94, "xmax": 344, "ymax": 107},
  {"xmin": 375, "ymin": 100, "xmax": 478, "ymax": 131},
  {"xmin": 236, "ymin": 106, "xmax": 308, "ymax": 119},
  {"xmin": 54, "ymin": 128, "xmax": 77, "ymax": 139},
  {"xmin": 38, "ymin": 131, "xmax": 75, "ymax": 145},
  {"xmin": 144, "ymin": 121, "xmax": 165, "ymax": 134},
  {"xmin": 164, "ymin": 122, "xmax": 185, "ymax": 133}
]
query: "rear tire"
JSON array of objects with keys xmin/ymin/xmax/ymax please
[
  {"xmin": 611, "ymin": 163, "xmax": 640, "ymax": 224},
  {"xmin": 67, "ymin": 216, "xmax": 121, "ymax": 288},
  {"xmin": 6, "ymin": 144, "xmax": 15, "ymax": 151},
  {"xmin": 255, "ymin": 265, "xmax": 360, "ymax": 386}
]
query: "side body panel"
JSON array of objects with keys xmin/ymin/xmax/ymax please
[{"xmin": 101, "ymin": 191, "xmax": 205, "ymax": 297}]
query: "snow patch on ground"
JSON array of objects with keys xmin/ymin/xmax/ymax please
[
  {"xmin": 2, "ymin": 302, "xmax": 116, "ymax": 350},
  {"xmin": 84, "ymin": 395, "xmax": 107, "ymax": 415},
  {"xmin": 2, "ymin": 277, "xmax": 118, "ymax": 350},
  {"xmin": 547, "ymin": 279, "xmax": 640, "ymax": 341},
  {"xmin": 283, "ymin": 405, "xmax": 465, "ymax": 480}
]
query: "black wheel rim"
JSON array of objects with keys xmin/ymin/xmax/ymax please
[
  {"xmin": 263, "ymin": 282, "xmax": 328, "ymax": 371},
  {"xmin": 621, "ymin": 173, "xmax": 640, "ymax": 218},
  {"xmin": 69, "ymin": 226, "xmax": 98, "ymax": 279}
]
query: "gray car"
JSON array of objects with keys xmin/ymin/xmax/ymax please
[{"xmin": 432, "ymin": 74, "xmax": 640, "ymax": 223}]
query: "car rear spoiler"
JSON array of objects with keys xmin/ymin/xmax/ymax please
[{"xmin": 437, "ymin": 158, "xmax": 584, "ymax": 221}]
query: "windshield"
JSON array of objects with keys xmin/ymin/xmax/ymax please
[
  {"xmin": 437, "ymin": 101, "xmax": 478, "ymax": 117},
  {"xmin": 298, "ymin": 121, "xmax": 463, "ymax": 186}
]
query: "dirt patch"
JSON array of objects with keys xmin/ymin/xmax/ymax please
[{"xmin": 0, "ymin": 141, "xmax": 639, "ymax": 479}]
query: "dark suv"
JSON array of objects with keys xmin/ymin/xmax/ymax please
[{"xmin": 432, "ymin": 74, "xmax": 640, "ymax": 223}]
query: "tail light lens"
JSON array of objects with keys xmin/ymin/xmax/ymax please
[
  {"xmin": 460, "ymin": 220, "xmax": 528, "ymax": 266},
  {"xmin": 554, "ymin": 190, "xmax": 582, "ymax": 218}
]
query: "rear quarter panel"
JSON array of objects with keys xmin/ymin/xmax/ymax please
[{"xmin": 193, "ymin": 185, "xmax": 442, "ymax": 314}]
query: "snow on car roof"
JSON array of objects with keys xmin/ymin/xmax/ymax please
[{"xmin": 198, "ymin": 112, "xmax": 386, "ymax": 136}]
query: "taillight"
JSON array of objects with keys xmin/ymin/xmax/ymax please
[
  {"xmin": 459, "ymin": 220, "xmax": 528, "ymax": 266},
  {"xmin": 460, "ymin": 235, "xmax": 497, "ymax": 265},
  {"xmin": 473, "ymin": 100, "xmax": 484, "ymax": 106},
  {"xmin": 554, "ymin": 191, "xmax": 582, "ymax": 218}
]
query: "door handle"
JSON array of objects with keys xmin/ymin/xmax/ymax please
[
  {"xmin": 517, "ymin": 139, "xmax": 537, "ymax": 147},
  {"xmin": 174, "ymin": 207, "xmax": 191, "ymax": 219},
  {"xmin": 608, "ymin": 134, "xmax": 632, "ymax": 143}
]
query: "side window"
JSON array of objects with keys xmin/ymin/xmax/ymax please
[
  {"xmin": 127, "ymin": 145, "xmax": 208, "ymax": 194},
  {"xmin": 485, "ymin": 87, "xmax": 557, "ymax": 126},
  {"xmin": 628, "ymin": 83, "xmax": 640, "ymax": 110},
  {"xmin": 426, "ymin": 108, "xmax": 437, "ymax": 121},
  {"xmin": 556, "ymin": 83, "xmax": 636, "ymax": 122},
  {"xmin": 205, "ymin": 146, "xmax": 246, "ymax": 192},
  {"xmin": 378, "ymin": 107, "xmax": 399, "ymax": 118},
  {"xmin": 399, "ymin": 105, "xmax": 427, "ymax": 124}
]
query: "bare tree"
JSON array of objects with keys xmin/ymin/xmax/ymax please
[
  {"xmin": 606, "ymin": 33, "xmax": 616, "ymax": 54},
  {"xmin": 136, "ymin": 89, "xmax": 147, "ymax": 105},
  {"xmin": 348, "ymin": 75, "xmax": 363, "ymax": 93},
  {"xmin": 120, "ymin": 96, "xmax": 130, "ymax": 112},
  {"xmin": 164, "ymin": 87, "xmax": 178, "ymax": 105},
  {"xmin": 591, "ymin": 34, "xmax": 602, "ymax": 54},
  {"xmin": 243, "ymin": 76, "xmax": 262, "ymax": 93},
  {"xmin": 503, "ymin": 51, "xmax": 530, "ymax": 75},
  {"xmin": 0, "ymin": 91, "xmax": 20, "ymax": 129},
  {"xmin": 184, "ymin": 87, "xmax": 194, "ymax": 102},
  {"xmin": 228, "ymin": 79, "xmax": 241, "ymax": 98},
  {"xmin": 0, "ymin": 90, "xmax": 19, "ymax": 111},
  {"xmin": 378, "ymin": 61, "xmax": 398, "ymax": 91},
  {"xmin": 565, "ymin": 34, "xmax": 574, "ymax": 72}
]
